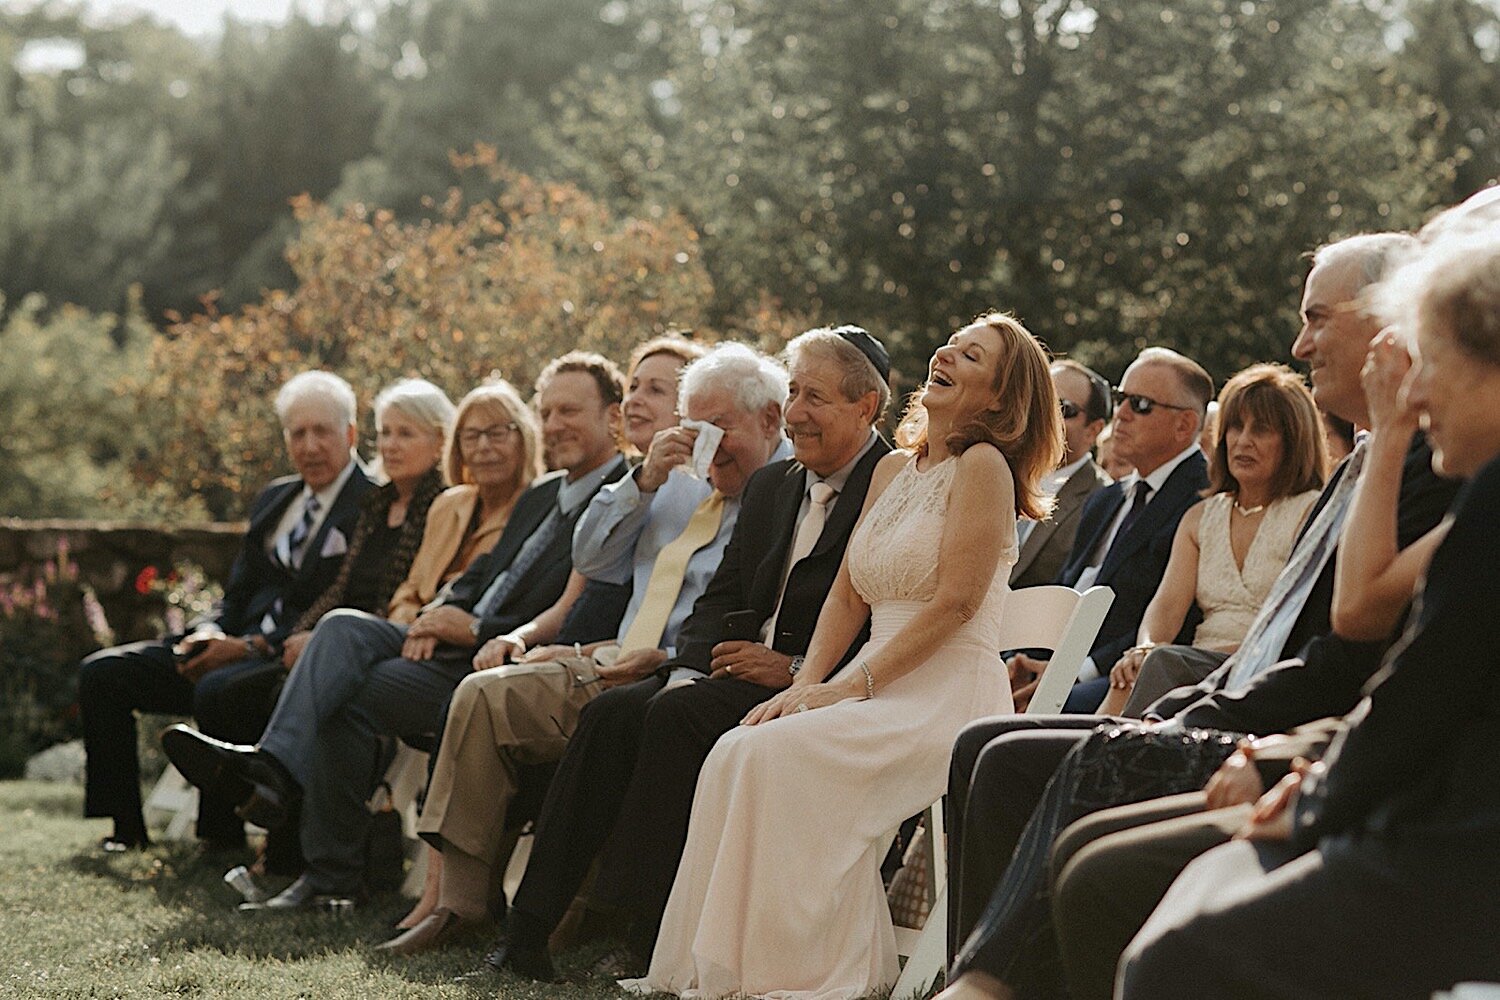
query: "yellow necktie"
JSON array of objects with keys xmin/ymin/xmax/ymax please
[{"xmin": 619, "ymin": 490, "xmax": 727, "ymax": 653}]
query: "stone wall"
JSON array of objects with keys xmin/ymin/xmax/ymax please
[{"xmin": 0, "ymin": 518, "xmax": 246, "ymax": 643}]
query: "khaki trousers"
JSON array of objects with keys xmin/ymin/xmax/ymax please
[{"xmin": 417, "ymin": 654, "xmax": 603, "ymax": 864}]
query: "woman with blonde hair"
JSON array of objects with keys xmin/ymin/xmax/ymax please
[
  {"xmin": 624, "ymin": 312, "xmax": 1063, "ymax": 999},
  {"xmin": 385, "ymin": 378, "xmax": 544, "ymax": 624}
]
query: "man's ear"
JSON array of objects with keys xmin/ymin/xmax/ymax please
[
  {"xmin": 760, "ymin": 401, "xmax": 783, "ymax": 438},
  {"xmin": 344, "ymin": 422, "xmax": 357, "ymax": 451}
]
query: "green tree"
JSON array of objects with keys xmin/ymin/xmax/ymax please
[
  {"xmin": 0, "ymin": 293, "xmax": 160, "ymax": 518},
  {"xmin": 542, "ymin": 0, "xmax": 1453, "ymax": 386},
  {"xmin": 335, "ymin": 0, "xmax": 646, "ymax": 215}
]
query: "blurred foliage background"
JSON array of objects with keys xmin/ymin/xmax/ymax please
[{"xmin": 1, "ymin": 0, "xmax": 1496, "ymax": 519}]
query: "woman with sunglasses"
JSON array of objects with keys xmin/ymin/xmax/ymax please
[{"xmin": 1100, "ymin": 364, "xmax": 1326, "ymax": 715}]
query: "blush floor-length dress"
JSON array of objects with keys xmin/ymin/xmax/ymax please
[{"xmin": 623, "ymin": 453, "xmax": 1018, "ymax": 1000}]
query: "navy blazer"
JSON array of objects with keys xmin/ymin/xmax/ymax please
[
  {"xmin": 1292, "ymin": 449, "xmax": 1500, "ymax": 850},
  {"xmin": 665, "ymin": 438, "xmax": 892, "ymax": 678},
  {"xmin": 204, "ymin": 463, "xmax": 376, "ymax": 645},
  {"xmin": 444, "ymin": 457, "xmax": 629, "ymax": 646},
  {"xmin": 1057, "ymin": 450, "xmax": 1210, "ymax": 670}
]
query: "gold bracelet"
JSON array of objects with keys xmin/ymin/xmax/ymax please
[{"xmin": 859, "ymin": 662, "xmax": 875, "ymax": 699}]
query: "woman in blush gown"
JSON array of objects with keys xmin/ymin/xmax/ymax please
[{"xmin": 621, "ymin": 312, "xmax": 1065, "ymax": 1000}]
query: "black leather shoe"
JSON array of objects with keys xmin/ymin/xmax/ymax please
[
  {"xmin": 160, "ymin": 725, "xmax": 299, "ymax": 829},
  {"xmin": 160, "ymin": 724, "xmax": 255, "ymax": 802},
  {"xmin": 483, "ymin": 938, "xmax": 558, "ymax": 982}
]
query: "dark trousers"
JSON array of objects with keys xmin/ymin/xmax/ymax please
[
  {"xmin": 193, "ymin": 655, "xmax": 301, "ymax": 872},
  {"xmin": 509, "ymin": 673, "xmax": 775, "ymax": 948},
  {"xmin": 1051, "ymin": 792, "xmax": 1241, "ymax": 1000},
  {"xmin": 79, "ymin": 639, "xmax": 265, "ymax": 843},
  {"xmin": 1121, "ymin": 834, "xmax": 1500, "ymax": 999},
  {"xmin": 945, "ymin": 714, "xmax": 1102, "ymax": 957}
]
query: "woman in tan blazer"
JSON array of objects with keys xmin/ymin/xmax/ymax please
[{"xmin": 387, "ymin": 380, "xmax": 545, "ymax": 623}]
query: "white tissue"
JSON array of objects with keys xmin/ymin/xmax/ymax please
[{"xmin": 679, "ymin": 419, "xmax": 725, "ymax": 479}]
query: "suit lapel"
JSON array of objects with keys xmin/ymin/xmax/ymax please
[
  {"xmin": 807, "ymin": 439, "xmax": 890, "ymax": 561},
  {"xmin": 248, "ymin": 478, "xmax": 301, "ymax": 545},
  {"xmin": 1064, "ymin": 482, "xmax": 1124, "ymax": 583},
  {"xmin": 296, "ymin": 465, "xmax": 371, "ymax": 579},
  {"xmin": 1017, "ymin": 461, "xmax": 1098, "ymax": 573},
  {"xmin": 495, "ymin": 477, "xmax": 560, "ymax": 568},
  {"xmin": 749, "ymin": 463, "xmax": 809, "ymax": 611},
  {"xmin": 1096, "ymin": 454, "xmax": 1204, "ymax": 582}
]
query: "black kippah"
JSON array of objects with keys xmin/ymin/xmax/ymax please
[{"xmin": 829, "ymin": 325, "xmax": 891, "ymax": 383}]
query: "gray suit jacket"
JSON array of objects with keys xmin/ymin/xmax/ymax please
[{"xmin": 1010, "ymin": 457, "xmax": 1113, "ymax": 589}]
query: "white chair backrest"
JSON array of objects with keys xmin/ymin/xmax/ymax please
[{"xmin": 995, "ymin": 585, "xmax": 1114, "ymax": 716}]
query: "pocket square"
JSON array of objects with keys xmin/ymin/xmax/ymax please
[{"xmin": 319, "ymin": 528, "xmax": 348, "ymax": 558}]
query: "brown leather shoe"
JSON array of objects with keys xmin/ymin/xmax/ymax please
[{"xmin": 374, "ymin": 907, "xmax": 484, "ymax": 957}]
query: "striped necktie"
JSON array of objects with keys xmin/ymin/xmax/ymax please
[
  {"xmin": 277, "ymin": 495, "xmax": 322, "ymax": 570},
  {"xmin": 472, "ymin": 504, "xmax": 563, "ymax": 619}
]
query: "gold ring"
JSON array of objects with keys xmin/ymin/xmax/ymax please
[
  {"xmin": 796, "ymin": 703, "xmax": 809, "ymax": 713},
  {"xmin": 726, "ymin": 665, "xmax": 734, "ymax": 675}
]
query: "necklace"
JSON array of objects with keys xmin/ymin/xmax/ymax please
[{"xmin": 1234, "ymin": 500, "xmax": 1267, "ymax": 517}]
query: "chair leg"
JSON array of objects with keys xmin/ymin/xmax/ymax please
[{"xmin": 893, "ymin": 883, "xmax": 948, "ymax": 999}]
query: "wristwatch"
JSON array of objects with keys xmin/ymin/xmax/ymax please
[
  {"xmin": 787, "ymin": 655, "xmax": 805, "ymax": 678},
  {"xmin": 468, "ymin": 617, "xmax": 483, "ymax": 642}
]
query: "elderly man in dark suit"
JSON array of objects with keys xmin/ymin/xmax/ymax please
[
  {"xmin": 79, "ymin": 370, "xmax": 375, "ymax": 852},
  {"xmin": 164, "ymin": 352, "xmax": 628, "ymax": 906},
  {"xmin": 488, "ymin": 326, "xmax": 893, "ymax": 981},
  {"xmin": 1009, "ymin": 360, "xmax": 1114, "ymax": 590}
]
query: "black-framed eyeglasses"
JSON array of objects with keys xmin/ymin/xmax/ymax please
[
  {"xmin": 459, "ymin": 422, "xmax": 520, "ymax": 446},
  {"xmin": 1059, "ymin": 399, "xmax": 1084, "ymax": 420},
  {"xmin": 1112, "ymin": 389, "xmax": 1196, "ymax": 416}
]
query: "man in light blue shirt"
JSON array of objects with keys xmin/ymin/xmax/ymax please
[{"xmin": 390, "ymin": 344, "xmax": 789, "ymax": 952}]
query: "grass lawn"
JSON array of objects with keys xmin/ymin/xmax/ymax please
[{"xmin": 0, "ymin": 780, "xmax": 643, "ymax": 999}]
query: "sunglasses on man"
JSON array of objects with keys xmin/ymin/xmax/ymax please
[{"xmin": 1111, "ymin": 389, "xmax": 1197, "ymax": 416}]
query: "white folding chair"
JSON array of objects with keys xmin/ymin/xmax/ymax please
[
  {"xmin": 891, "ymin": 585, "xmax": 1114, "ymax": 998},
  {"xmin": 143, "ymin": 763, "xmax": 200, "ymax": 841}
]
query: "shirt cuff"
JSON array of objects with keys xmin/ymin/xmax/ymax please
[{"xmin": 1076, "ymin": 655, "xmax": 1100, "ymax": 682}]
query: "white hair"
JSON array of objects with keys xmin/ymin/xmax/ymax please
[
  {"xmin": 1312, "ymin": 232, "xmax": 1419, "ymax": 292},
  {"xmin": 275, "ymin": 370, "xmax": 357, "ymax": 428},
  {"xmin": 1375, "ymin": 228, "xmax": 1500, "ymax": 366},
  {"xmin": 679, "ymin": 342, "xmax": 789, "ymax": 416},
  {"xmin": 375, "ymin": 378, "xmax": 456, "ymax": 435}
]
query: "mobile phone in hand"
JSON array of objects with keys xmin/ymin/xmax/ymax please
[{"xmin": 720, "ymin": 610, "xmax": 763, "ymax": 643}]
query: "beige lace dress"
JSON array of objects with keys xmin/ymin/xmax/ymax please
[
  {"xmin": 624, "ymin": 453, "xmax": 1018, "ymax": 999},
  {"xmin": 1192, "ymin": 490, "xmax": 1320, "ymax": 650}
]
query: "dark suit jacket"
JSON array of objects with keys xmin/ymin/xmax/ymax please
[
  {"xmin": 1292, "ymin": 448, "xmax": 1500, "ymax": 850},
  {"xmin": 1010, "ymin": 458, "xmax": 1113, "ymax": 589},
  {"xmin": 665, "ymin": 438, "xmax": 891, "ymax": 678},
  {"xmin": 203, "ymin": 463, "xmax": 375, "ymax": 646},
  {"xmin": 1158, "ymin": 434, "xmax": 1460, "ymax": 732},
  {"xmin": 1057, "ymin": 450, "xmax": 1210, "ymax": 670},
  {"xmin": 444, "ymin": 457, "xmax": 628, "ymax": 645}
]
